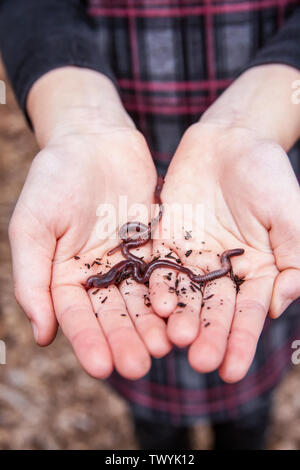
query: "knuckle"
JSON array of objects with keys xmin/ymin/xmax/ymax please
[
  {"xmin": 57, "ymin": 305, "xmax": 87, "ymax": 324},
  {"xmin": 230, "ymin": 326, "xmax": 257, "ymax": 347}
]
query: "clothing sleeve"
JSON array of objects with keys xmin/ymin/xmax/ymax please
[
  {"xmin": 0, "ymin": 0, "xmax": 117, "ymax": 119},
  {"xmin": 240, "ymin": 7, "xmax": 300, "ymax": 74}
]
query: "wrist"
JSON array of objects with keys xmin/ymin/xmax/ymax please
[
  {"xmin": 27, "ymin": 66, "xmax": 135, "ymax": 147},
  {"xmin": 200, "ymin": 64, "xmax": 300, "ymax": 151}
]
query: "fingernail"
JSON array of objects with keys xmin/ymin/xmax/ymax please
[{"xmin": 31, "ymin": 321, "xmax": 39, "ymax": 343}]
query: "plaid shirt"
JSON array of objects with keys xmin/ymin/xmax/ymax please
[
  {"xmin": 86, "ymin": 0, "xmax": 300, "ymax": 175},
  {"xmin": 0, "ymin": 0, "xmax": 300, "ymax": 424}
]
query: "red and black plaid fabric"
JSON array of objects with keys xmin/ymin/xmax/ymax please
[
  {"xmin": 86, "ymin": 0, "xmax": 300, "ymax": 425},
  {"xmin": 87, "ymin": 0, "xmax": 300, "ymax": 173}
]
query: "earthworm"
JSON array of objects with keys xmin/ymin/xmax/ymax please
[
  {"xmin": 85, "ymin": 176, "xmax": 244, "ymax": 289},
  {"xmin": 106, "ymin": 174, "xmax": 164, "ymax": 256},
  {"xmin": 85, "ymin": 249, "xmax": 244, "ymax": 289}
]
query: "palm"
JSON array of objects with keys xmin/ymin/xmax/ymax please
[
  {"xmin": 9, "ymin": 130, "xmax": 171, "ymax": 380},
  {"xmin": 149, "ymin": 125, "xmax": 300, "ymax": 382}
]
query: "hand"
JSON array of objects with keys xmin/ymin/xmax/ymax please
[
  {"xmin": 149, "ymin": 64, "xmax": 300, "ymax": 383},
  {"xmin": 9, "ymin": 68, "xmax": 171, "ymax": 381},
  {"xmin": 149, "ymin": 116, "xmax": 300, "ymax": 383},
  {"xmin": 9, "ymin": 129, "xmax": 172, "ymax": 379}
]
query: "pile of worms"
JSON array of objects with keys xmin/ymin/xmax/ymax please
[{"xmin": 84, "ymin": 176, "xmax": 244, "ymax": 290}]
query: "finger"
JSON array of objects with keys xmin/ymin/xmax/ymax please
[
  {"xmin": 218, "ymin": 276, "xmax": 273, "ymax": 383},
  {"xmin": 52, "ymin": 283, "xmax": 113, "ymax": 379},
  {"xmin": 149, "ymin": 246, "xmax": 180, "ymax": 317},
  {"xmin": 167, "ymin": 273, "xmax": 203, "ymax": 347},
  {"xmin": 9, "ymin": 218, "xmax": 58, "ymax": 346},
  {"xmin": 118, "ymin": 280, "xmax": 172, "ymax": 358},
  {"xmin": 188, "ymin": 275, "xmax": 236, "ymax": 372},
  {"xmin": 89, "ymin": 285, "xmax": 151, "ymax": 380},
  {"xmin": 269, "ymin": 268, "xmax": 300, "ymax": 318}
]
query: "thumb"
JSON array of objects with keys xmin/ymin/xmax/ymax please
[
  {"xmin": 269, "ymin": 268, "xmax": 300, "ymax": 318},
  {"xmin": 269, "ymin": 189, "xmax": 300, "ymax": 318},
  {"xmin": 9, "ymin": 211, "xmax": 58, "ymax": 346}
]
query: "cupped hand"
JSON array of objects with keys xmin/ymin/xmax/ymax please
[
  {"xmin": 149, "ymin": 123, "xmax": 300, "ymax": 383},
  {"xmin": 9, "ymin": 128, "xmax": 171, "ymax": 380}
]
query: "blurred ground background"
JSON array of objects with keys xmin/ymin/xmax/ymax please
[{"xmin": 0, "ymin": 59, "xmax": 299, "ymax": 450}]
